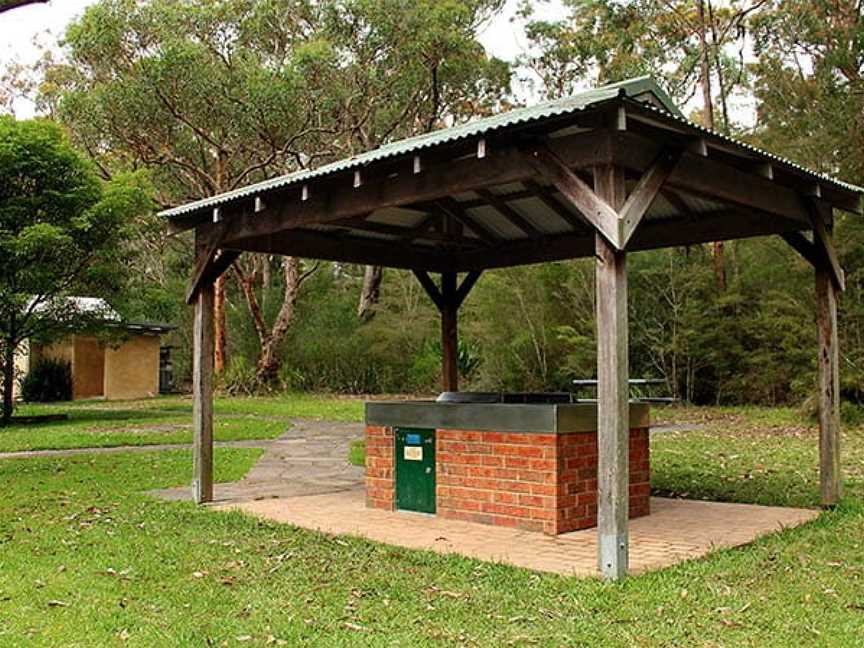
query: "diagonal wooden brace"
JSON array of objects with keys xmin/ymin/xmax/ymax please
[
  {"xmin": 412, "ymin": 269, "xmax": 483, "ymax": 312},
  {"xmin": 412, "ymin": 270, "xmax": 445, "ymax": 311},
  {"xmin": 780, "ymin": 231, "xmax": 820, "ymax": 268},
  {"xmin": 186, "ymin": 225, "xmax": 241, "ymax": 304},
  {"xmin": 804, "ymin": 199, "xmax": 845, "ymax": 292},
  {"xmin": 619, "ymin": 149, "xmax": 682, "ymax": 248},
  {"xmin": 525, "ymin": 144, "xmax": 623, "ymax": 249}
]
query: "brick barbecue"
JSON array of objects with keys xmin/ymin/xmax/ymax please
[{"xmin": 365, "ymin": 398, "xmax": 650, "ymax": 535}]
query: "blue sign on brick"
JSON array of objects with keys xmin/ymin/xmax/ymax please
[{"xmin": 406, "ymin": 433, "xmax": 422, "ymax": 445}]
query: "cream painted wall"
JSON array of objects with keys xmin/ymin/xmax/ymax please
[
  {"xmin": 103, "ymin": 335, "xmax": 160, "ymax": 400},
  {"xmin": 24, "ymin": 333, "xmax": 162, "ymax": 401},
  {"xmin": 72, "ymin": 336, "xmax": 105, "ymax": 399}
]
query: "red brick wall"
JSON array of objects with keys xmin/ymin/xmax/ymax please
[
  {"xmin": 436, "ymin": 430, "xmax": 558, "ymax": 533},
  {"xmin": 628, "ymin": 429, "xmax": 651, "ymax": 518},
  {"xmin": 365, "ymin": 426, "xmax": 394, "ymax": 510},
  {"xmin": 364, "ymin": 424, "xmax": 651, "ymax": 535},
  {"xmin": 555, "ymin": 428, "xmax": 650, "ymax": 533}
]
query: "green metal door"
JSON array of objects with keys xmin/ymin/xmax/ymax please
[{"xmin": 395, "ymin": 428, "xmax": 436, "ymax": 513}]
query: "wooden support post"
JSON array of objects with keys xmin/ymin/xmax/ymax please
[
  {"xmin": 441, "ymin": 272, "xmax": 459, "ymax": 392},
  {"xmin": 192, "ymin": 281, "xmax": 215, "ymax": 503},
  {"xmin": 594, "ymin": 164, "xmax": 629, "ymax": 580},
  {"xmin": 413, "ymin": 270, "xmax": 482, "ymax": 393},
  {"xmin": 816, "ymin": 263, "xmax": 841, "ymax": 506}
]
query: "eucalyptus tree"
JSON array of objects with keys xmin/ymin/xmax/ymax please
[
  {"xmin": 42, "ymin": 0, "xmax": 510, "ymax": 386},
  {"xmin": 316, "ymin": 0, "xmax": 510, "ymax": 321},
  {"xmin": 750, "ymin": 0, "xmax": 864, "ymax": 399},
  {"xmin": 42, "ymin": 0, "xmax": 343, "ymax": 382},
  {"xmin": 519, "ymin": 0, "xmax": 767, "ymax": 290}
]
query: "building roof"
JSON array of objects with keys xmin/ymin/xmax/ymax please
[
  {"xmin": 160, "ymin": 76, "xmax": 862, "ymax": 224},
  {"xmin": 29, "ymin": 297, "xmax": 173, "ymax": 335}
]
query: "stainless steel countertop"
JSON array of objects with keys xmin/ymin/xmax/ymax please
[{"xmin": 365, "ymin": 400, "xmax": 650, "ymax": 434}]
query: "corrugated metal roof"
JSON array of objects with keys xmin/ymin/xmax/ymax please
[
  {"xmin": 628, "ymin": 99, "xmax": 864, "ymax": 195},
  {"xmin": 159, "ymin": 77, "xmax": 677, "ymax": 220},
  {"xmin": 160, "ymin": 75, "xmax": 862, "ymax": 221}
]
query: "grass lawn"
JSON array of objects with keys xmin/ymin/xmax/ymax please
[
  {"xmin": 0, "ymin": 398, "xmax": 862, "ymax": 646},
  {"xmin": 1, "ymin": 394, "xmax": 365, "ymax": 453}
]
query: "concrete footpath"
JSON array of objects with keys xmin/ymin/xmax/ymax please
[{"xmin": 150, "ymin": 419, "xmax": 365, "ymax": 503}]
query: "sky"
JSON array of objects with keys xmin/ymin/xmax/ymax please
[{"xmin": 0, "ymin": 0, "xmax": 568, "ymax": 118}]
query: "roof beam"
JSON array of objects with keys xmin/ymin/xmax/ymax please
[
  {"xmin": 619, "ymin": 149, "xmax": 682, "ymax": 248},
  {"xmin": 447, "ymin": 208, "xmax": 805, "ymax": 272},
  {"xmin": 525, "ymin": 144, "xmax": 623, "ymax": 248},
  {"xmin": 397, "ymin": 211, "xmax": 440, "ymax": 243},
  {"xmin": 329, "ymin": 215, "xmax": 476, "ymax": 247},
  {"xmin": 199, "ymin": 129, "xmax": 615, "ymax": 245},
  {"xmin": 659, "ymin": 188, "xmax": 692, "ymax": 218},
  {"xmin": 435, "ymin": 198, "xmax": 502, "ymax": 246},
  {"xmin": 226, "ymin": 228, "xmax": 451, "ymax": 273},
  {"xmin": 608, "ymin": 131, "xmax": 811, "ymax": 225}
]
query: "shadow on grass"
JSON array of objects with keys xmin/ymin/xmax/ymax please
[
  {"xmin": 650, "ymin": 467, "xmax": 863, "ymax": 509},
  {"xmin": 1, "ymin": 407, "xmax": 186, "ymax": 433}
]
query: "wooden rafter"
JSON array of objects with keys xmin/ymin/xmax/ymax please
[
  {"xmin": 231, "ymin": 229, "xmax": 450, "ymax": 272},
  {"xmin": 522, "ymin": 180, "xmax": 590, "ymax": 232},
  {"xmin": 398, "ymin": 212, "xmax": 440, "ymax": 243},
  {"xmin": 329, "ymin": 216, "xmax": 475, "ymax": 247},
  {"xmin": 435, "ymin": 198, "xmax": 502, "ymax": 246},
  {"xmin": 475, "ymin": 189, "xmax": 542, "ymax": 239},
  {"xmin": 194, "ymin": 130, "xmax": 615, "ymax": 244},
  {"xmin": 608, "ymin": 131, "xmax": 812, "ymax": 225},
  {"xmin": 659, "ymin": 187, "xmax": 692, "ymax": 218}
]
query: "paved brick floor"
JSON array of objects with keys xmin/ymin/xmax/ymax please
[{"xmin": 225, "ymin": 490, "xmax": 819, "ymax": 577}]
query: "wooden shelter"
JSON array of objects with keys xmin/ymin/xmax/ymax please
[{"xmin": 162, "ymin": 77, "xmax": 863, "ymax": 579}]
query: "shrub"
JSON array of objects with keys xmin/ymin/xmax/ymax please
[
  {"xmin": 221, "ymin": 355, "xmax": 258, "ymax": 396},
  {"xmin": 21, "ymin": 358, "xmax": 73, "ymax": 402}
]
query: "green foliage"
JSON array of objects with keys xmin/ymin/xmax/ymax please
[
  {"xmin": 20, "ymin": 0, "xmax": 864, "ymax": 410},
  {"xmin": 221, "ymin": 355, "xmax": 258, "ymax": 397},
  {"xmin": 0, "ymin": 116, "xmax": 150, "ymax": 421},
  {"xmin": 19, "ymin": 358, "xmax": 72, "ymax": 403},
  {"xmin": 347, "ymin": 439, "xmax": 366, "ymax": 467},
  {"xmin": 44, "ymin": 0, "xmax": 512, "ymax": 381}
]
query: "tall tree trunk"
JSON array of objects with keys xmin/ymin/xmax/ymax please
[
  {"xmin": 697, "ymin": 0, "xmax": 726, "ymax": 292},
  {"xmin": 696, "ymin": 0, "xmax": 715, "ymax": 129},
  {"xmin": 2, "ymin": 337, "xmax": 15, "ymax": 424},
  {"xmin": 707, "ymin": 1, "xmax": 730, "ymax": 133},
  {"xmin": 255, "ymin": 256, "xmax": 318, "ymax": 385},
  {"xmin": 213, "ymin": 274, "xmax": 227, "ymax": 374},
  {"xmin": 213, "ymin": 152, "xmax": 228, "ymax": 373},
  {"xmin": 357, "ymin": 265, "xmax": 383, "ymax": 322}
]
